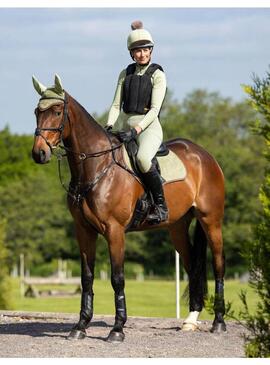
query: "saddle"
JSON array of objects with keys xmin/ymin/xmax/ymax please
[
  {"xmin": 111, "ymin": 131, "xmax": 186, "ymax": 230},
  {"xmin": 125, "ymin": 139, "xmax": 169, "ymax": 184}
]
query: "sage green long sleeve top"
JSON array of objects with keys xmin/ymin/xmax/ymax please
[{"xmin": 107, "ymin": 63, "xmax": 167, "ymax": 132}]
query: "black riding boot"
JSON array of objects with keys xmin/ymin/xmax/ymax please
[{"xmin": 141, "ymin": 164, "xmax": 168, "ymax": 224}]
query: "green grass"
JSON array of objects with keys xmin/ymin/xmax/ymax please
[{"xmin": 8, "ymin": 278, "xmax": 258, "ymax": 319}]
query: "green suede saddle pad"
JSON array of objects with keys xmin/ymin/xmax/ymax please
[{"xmin": 123, "ymin": 147, "xmax": 187, "ymax": 183}]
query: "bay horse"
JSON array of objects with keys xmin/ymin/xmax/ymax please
[{"xmin": 32, "ymin": 75, "xmax": 226, "ymax": 342}]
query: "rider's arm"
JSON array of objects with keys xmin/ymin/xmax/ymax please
[
  {"xmin": 107, "ymin": 69, "xmax": 126, "ymax": 127},
  {"xmin": 137, "ymin": 69, "xmax": 167, "ymax": 131}
]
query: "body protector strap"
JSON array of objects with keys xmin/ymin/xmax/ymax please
[{"xmin": 122, "ymin": 63, "xmax": 164, "ymax": 115}]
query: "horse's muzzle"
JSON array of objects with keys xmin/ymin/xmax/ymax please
[{"xmin": 32, "ymin": 146, "xmax": 52, "ymax": 164}]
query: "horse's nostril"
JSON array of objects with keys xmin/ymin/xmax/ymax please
[
  {"xmin": 40, "ymin": 150, "xmax": 46, "ymax": 158},
  {"xmin": 39, "ymin": 149, "xmax": 48, "ymax": 163},
  {"xmin": 32, "ymin": 148, "xmax": 50, "ymax": 164},
  {"xmin": 36, "ymin": 149, "xmax": 49, "ymax": 163}
]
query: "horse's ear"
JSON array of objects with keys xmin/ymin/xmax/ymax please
[
  {"xmin": 54, "ymin": 74, "xmax": 64, "ymax": 94},
  {"xmin": 32, "ymin": 75, "xmax": 46, "ymax": 95}
]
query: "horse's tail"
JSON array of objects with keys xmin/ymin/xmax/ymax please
[{"xmin": 189, "ymin": 219, "xmax": 208, "ymax": 311}]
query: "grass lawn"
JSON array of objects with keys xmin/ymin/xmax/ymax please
[{"xmin": 8, "ymin": 278, "xmax": 258, "ymax": 320}]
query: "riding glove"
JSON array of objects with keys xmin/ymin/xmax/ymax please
[
  {"xmin": 104, "ymin": 125, "xmax": 113, "ymax": 132},
  {"xmin": 117, "ymin": 128, "xmax": 137, "ymax": 143}
]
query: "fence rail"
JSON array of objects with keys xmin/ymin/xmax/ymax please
[{"xmin": 23, "ymin": 277, "xmax": 81, "ymax": 285}]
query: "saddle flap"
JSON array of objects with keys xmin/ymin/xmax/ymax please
[{"xmin": 122, "ymin": 143, "xmax": 186, "ymax": 184}]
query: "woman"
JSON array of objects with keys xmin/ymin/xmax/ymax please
[{"xmin": 106, "ymin": 21, "xmax": 168, "ymax": 224}]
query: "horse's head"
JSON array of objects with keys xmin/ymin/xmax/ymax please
[{"xmin": 32, "ymin": 74, "xmax": 68, "ymax": 164}]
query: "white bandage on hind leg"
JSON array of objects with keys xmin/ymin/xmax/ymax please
[{"xmin": 183, "ymin": 311, "xmax": 200, "ymax": 325}]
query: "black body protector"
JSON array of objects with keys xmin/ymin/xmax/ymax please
[{"xmin": 122, "ymin": 63, "xmax": 164, "ymax": 114}]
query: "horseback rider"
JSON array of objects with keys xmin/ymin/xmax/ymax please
[{"xmin": 105, "ymin": 20, "xmax": 168, "ymax": 224}]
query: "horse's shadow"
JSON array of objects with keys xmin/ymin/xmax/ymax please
[{"xmin": 0, "ymin": 320, "xmax": 112, "ymax": 341}]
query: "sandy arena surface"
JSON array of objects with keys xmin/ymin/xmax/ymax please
[{"xmin": 0, "ymin": 310, "xmax": 247, "ymax": 358}]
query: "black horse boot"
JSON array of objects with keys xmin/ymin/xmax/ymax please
[{"xmin": 141, "ymin": 164, "xmax": 168, "ymax": 224}]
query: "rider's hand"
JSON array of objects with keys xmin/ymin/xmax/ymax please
[
  {"xmin": 134, "ymin": 126, "xmax": 142, "ymax": 134},
  {"xmin": 117, "ymin": 128, "xmax": 137, "ymax": 143},
  {"xmin": 104, "ymin": 125, "xmax": 113, "ymax": 132}
]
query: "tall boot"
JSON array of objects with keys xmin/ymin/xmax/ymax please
[{"xmin": 141, "ymin": 164, "xmax": 168, "ymax": 224}]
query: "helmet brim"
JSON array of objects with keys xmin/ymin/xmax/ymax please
[{"xmin": 129, "ymin": 41, "xmax": 154, "ymax": 51}]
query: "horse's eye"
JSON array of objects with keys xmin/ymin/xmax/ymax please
[{"xmin": 55, "ymin": 111, "xmax": 61, "ymax": 117}]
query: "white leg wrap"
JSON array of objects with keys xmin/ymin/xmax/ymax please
[
  {"xmin": 182, "ymin": 311, "xmax": 200, "ymax": 331},
  {"xmin": 183, "ymin": 311, "xmax": 200, "ymax": 324}
]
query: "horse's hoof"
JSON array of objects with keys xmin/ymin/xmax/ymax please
[
  {"xmin": 182, "ymin": 322, "xmax": 199, "ymax": 331},
  {"xmin": 67, "ymin": 328, "xmax": 87, "ymax": 340},
  {"xmin": 210, "ymin": 322, "xmax": 227, "ymax": 333},
  {"xmin": 107, "ymin": 330, "xmax": 125, "ymax": 343}
]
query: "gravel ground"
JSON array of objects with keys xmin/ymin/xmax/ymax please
[{"xmin": 0, "ymin": 310, "xmax": 247, "ymax": 358}]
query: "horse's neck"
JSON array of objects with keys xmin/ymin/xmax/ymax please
[
  {"xmin": 65, "ymin": 95, "xmax": 107, "ymax": 149},
  {"xmin": 64, "ymin": 95, "xmax": 110, "ymax": 180}
]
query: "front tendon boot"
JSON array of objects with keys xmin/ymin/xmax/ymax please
[{"xmin": 141, "ymin": 164, "xmax": 168, "ymax": 224}]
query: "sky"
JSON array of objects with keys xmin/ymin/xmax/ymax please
[{"xmin": 0, "ymin": 7, "xmax": 270, "ymax": 134}]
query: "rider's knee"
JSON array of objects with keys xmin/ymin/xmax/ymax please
[{"xmin": 136, "ymin": 152, "xmax": 151, "ymax": 173}]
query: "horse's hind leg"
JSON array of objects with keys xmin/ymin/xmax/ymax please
[
  {"xmin": 168, "ymin": 214, "xmax": 204, "ymax": 331},
  {"xmin": 199, "ymin": 216, "xmax": 226, "ymax": 333},
  {"xmin": 105, "ymin": 222, "xmax": 127, "ymax": 343},
  {"xmin": 68, "ymin": 221, "xmax": 97, "ymax": 340}
]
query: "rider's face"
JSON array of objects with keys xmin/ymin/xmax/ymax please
[{"xmin": 132, "ymin": 47, "xmax": 152, "ymax": 65}]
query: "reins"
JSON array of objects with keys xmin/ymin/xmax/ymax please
[
  {"xmin": 55, "ymin": 139, "xmax": 123, "ymax": 205},
  {"xmin": 58, "ymin": 142, "xmax": 123, "ymax": 160}
]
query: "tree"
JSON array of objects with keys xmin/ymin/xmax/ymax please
[
  {"xmin": 0, "ymin": 127, "xmax": 37, "ymax": 186},
  {"xmin": 0, "ymin": 220, "xmax": 12, "ymax": 309},
  {"xmin": 0, "ymin": 128, "xmax": 78, "ymax": 272},
  {"xmin": 240, "ymin": 71, "xmax": 270, "ymax": 357},
  {"xmin": 0, "ymin": 171, "xmax": 76, "ymax": 269}
]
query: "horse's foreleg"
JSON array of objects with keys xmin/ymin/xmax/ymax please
[
  {"xmin": 68, "ymin": 223, "xmax": 97, "ymax": 340},
  {"xmin": 106, "ymin": 223, "xmax": 127, "ymax": 343}
]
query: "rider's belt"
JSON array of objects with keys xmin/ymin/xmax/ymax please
[{"xmin": 122, "ymin": 63, "xmax": 164, "ymax": 115}]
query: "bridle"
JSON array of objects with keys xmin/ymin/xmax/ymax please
[
  {"xmin": 34, "ymin": 94, "xmax": 69, "ymax": 151},
  {"xmin": 34, "ymin": 93, "xmax": 124, "ymax": 204}
]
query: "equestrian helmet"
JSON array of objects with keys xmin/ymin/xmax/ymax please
[{"xmin": 127, "ymin": 20, "xmax": 154, "ymax": 51}]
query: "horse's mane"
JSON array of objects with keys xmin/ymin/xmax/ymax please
[{"xmin": 68, "ymin": 92, "xmax": 103, "ymax": 131}]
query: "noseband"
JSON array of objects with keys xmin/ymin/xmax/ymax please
[{"xmin": 34, "ymin": 94, "xmax": 69, "ymax": 150}]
